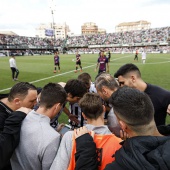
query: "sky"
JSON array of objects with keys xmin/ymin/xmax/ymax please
[{"xmin": 0, "ymin": 0, "xmax": 170, "ymax": 37}]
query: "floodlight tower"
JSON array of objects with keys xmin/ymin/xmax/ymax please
[{"xmin": 50, "ymin": 0, "xmax": 56, "ymax": 40}]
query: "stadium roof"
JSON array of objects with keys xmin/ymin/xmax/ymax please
[
  {"xmin": 0, "ymin": 31, "xmax": 18, "ymax": 36},
  {"xmin": 117, "ymin": 20, "xmax": 151, "ymax": 27}
]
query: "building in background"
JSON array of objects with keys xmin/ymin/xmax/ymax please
[
  {"xmin": 0, "ymin": 31, "xmax": 18, "ymax": 36},
  {"xmin": 98, "ymin": 28, "xmax": 106, "ymax": 34},
  {"xmin": 81, "ymin": 22, "xmax": 98, "ymax": 35},
  {"xmin": 36, "ymin": 23, "xmax": 70, "ymax": 39},
  {"xmin": 115, "ymin": 20, "xmax": 151, "ymax": 32},
  {"xmin": 81, "ymin": 22, "xmax": 106, "ymax": 35}
]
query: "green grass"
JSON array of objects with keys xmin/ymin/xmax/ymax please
[{"xmin": 1, "ymin": 53, "xmax": 170, "ymax": 124}]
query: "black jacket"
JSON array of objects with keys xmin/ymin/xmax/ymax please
[
  {"xmin": 157, "ymin": 124, "xmax": 170, "ymax": 136},
  {"xmin": 105, "ymin": 136, "xmax": 170, "ymax": 170},
  {"xmin": 0, "ymin": 111, "xmax": 26, "ymax": 170},
  {"xmin": 0, "ymin": 101, "xmax": 13, "ymax": 132},
  {"xmin": 75, "ymin": 134, "xmax": 170, "ymax": 170}
]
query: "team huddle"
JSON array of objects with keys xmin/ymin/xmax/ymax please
[{"xmin": 1, "ymin": 61, "xmax": 170, "ymax": 170}]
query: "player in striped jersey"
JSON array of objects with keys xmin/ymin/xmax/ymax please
[{"xmin": 64, "ymin": 79, "xmax": 87, "ymax": 129}]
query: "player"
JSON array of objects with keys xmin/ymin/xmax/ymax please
[
  {"xmin": 134, "ymin": 49, "xmax": 138, "ymax": 61},
  {"xmin": 95, "ymin": 50, "xmax": 109, "ymax": 74},
  {"xmin": 141, "ymin": 51, "xmax": 146, "ymax": 64},
  {"xmin": 9, "ymin": 55, "xmax": 19, "ymax": 81},
  {"xmin": 53, "ymin": 51, "xmax": 60, "ymax": 73},
  {"xmin": 74, "ymin": 52, "xmax": 82, "ymax": 73}
]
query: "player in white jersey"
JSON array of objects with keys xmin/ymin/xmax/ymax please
[
  {"xmin": 141, "ymin": 51, "xmax": 146, "ymax": 64},
  {"xmin": 9, "ymin": 55, "xmax": 19, "ymax": 81}
]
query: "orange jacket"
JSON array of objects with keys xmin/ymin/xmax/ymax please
[{"xmin": 68, "ymin": 133, "xmax": 122, "ymax": 170}]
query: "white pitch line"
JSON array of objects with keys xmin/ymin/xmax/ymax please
[
  {"xmin": 0, "ymin": 54, "xmax": 133, "ymax": 92},
  {"xmin": 0, "ymin": 88, "xmax": 12, "ymax": 93},
  {"xmin": 0, "ymin": 65, "xmax": 95, "ymax": 92},
  {"xmin": 30, "ymin": 64, "xmax": 96, "ymax": 84}
]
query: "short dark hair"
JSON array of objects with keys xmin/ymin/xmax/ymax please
[
  {"xmin": 8, "ymin": 82, "xmax": 37, "ymax": 102},
  {"xmin": 109, "ymin": 86, "xmax": 154, "ymax": 127},
  {"xmin": 114, "ymin": 63, "xmax": 141, "ymax": 78},
  {"xmin": 79, "ymin": 93, "xmax": 103, "ymax": 120},
  {"xmin": 64, "ymin": 79, "xmax": 87, "ymax": 98},
  {"xmin": 78, "ymin": 73, "xmax": 91, "ymax": 89},
  {"xmin": 40, "ymin": 83, "xmax": 67, "ymax": 109},
  {"xmin": 95, "ymin": 73, "xmax": 119, "ymax": 91}
]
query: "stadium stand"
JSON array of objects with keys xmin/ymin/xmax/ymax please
[{"xmin": 0, "ymin": 26, "xmax": 169, "ymax": 55}]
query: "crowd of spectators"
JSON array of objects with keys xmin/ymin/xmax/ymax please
[
  {"xmin": 67, "ymin": 27, "xmax": 170, "ymax": 47},
  {"xmin": 0, "ymin": 35, "xmax": 64, "ymax": 47},
  {"xmin": 66, "ymin": 34, "xmax": 107, "ymax": 46},
  {"xmin": 0, "ymin": 26, "xmax": 169, "ymax": 54}
]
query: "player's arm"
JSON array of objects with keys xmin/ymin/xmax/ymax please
[
  {"xmin": 95, "ymin": 62, "xmax": 99, "ymax": 72},
  {"xmin": 50, "ymin": 132, "xmax": 73, "ymax": 170},
  {"xmin": 63, "ymin": 106, "xmax": 79, "ymax": 124},
  {"xmin": 0, "ymin": 107, "xmax": 30, "ymax": 169},
  {"xmin": 74, "ymin": 127, "xmax": 98, "ymax": 170},
  {"xmin": 42, "ymin": 135, "xmax": 60, "ymax": 170}
]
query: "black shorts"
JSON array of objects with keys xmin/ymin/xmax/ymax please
[
  {"xmin": 55, "ymin": 62, "xmax": 60, "ymax": 66},
  {"xmin": 76, "ymin": 61, "xmax": 81, "ymax": 65}
]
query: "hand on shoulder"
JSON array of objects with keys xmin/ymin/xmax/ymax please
[
  {"xmin": 16, "ymin": 107, "xmax": 31, "ymax": 115},
  {"xmin": 74, "ymin": 126, "xmax": 89, "ymax": 139}
]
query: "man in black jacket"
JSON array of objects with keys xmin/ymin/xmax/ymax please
[
  {"xmin": 0, "ymin": 82, "xmax": 37, "ymax": 132},
  {"xmin": 74, "ymin": 87, "xmax": 170, "ymax": 170},
  {"xmin": 0, "ymin": 107, "xmax": 30, "ymax": 170}
]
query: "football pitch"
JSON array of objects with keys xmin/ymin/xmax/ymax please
[{"xmin": 0, "ymin": 53, "xmax": 170, "ymax": 124}]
